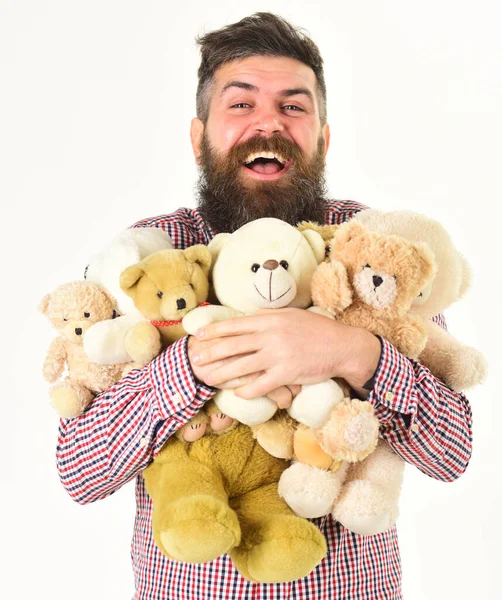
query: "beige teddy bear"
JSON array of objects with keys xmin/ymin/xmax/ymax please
[
  {"xmin": 117, "ymin": 245, "xmax": 212, "ymax": 365},
  {"xmin": 354, "ymin": 209, "xmax": 487, "ymax": 391},
  {"xmin": 40, "ymin": 281, "xmax": 127, "ymax": 418}
]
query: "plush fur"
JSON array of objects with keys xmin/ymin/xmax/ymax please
[
  {"xmin": 119, "ymin": 245, "xmax": 212, "ymax": 364},
  {"xmin": 142, "ymin": 401, "xmax": 327, "ymax": 583},
  {"xmin": 312, "ymin": 220, "xmax": 437, "ymax": 358},
  {"xmin": 40, "ymin": 281, "xmax": 127, "ymax": 418},
  {"xmin": 354, "ymin": 209, "xmax": 487, "ymax": 390},
  {"xmin": 83, "ymin": 228, "xmax": 174, "ymax": 365}
]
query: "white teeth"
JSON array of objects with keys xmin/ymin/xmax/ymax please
[{"xmin": 243, "ymin": 151, "xmax": 287, "ymax": 165}]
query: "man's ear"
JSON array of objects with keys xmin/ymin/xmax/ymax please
[
  {"xmin": 190, "ymin": 117, "xmax": 205, "ymax": 164},
  {"xmin": 322, "ymin": 123, "xmax": 330, "ymax": 159}
]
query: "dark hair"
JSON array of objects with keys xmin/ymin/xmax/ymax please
[{"xmin": 195, "ymin": 12, "xmax": 327, "ymax": 125}]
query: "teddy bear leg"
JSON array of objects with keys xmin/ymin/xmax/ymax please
[
  {"xmin": 277, "ymin": 461, "xmax": 349, "ymax": 519},
  {"xmin": 251, "ymin": 411, "xmax": 296, "ymax": 459},
  {"xmin": 287, "ymin": 379, "xmax": 346, "ymax": 428},
  {"xmin": 315, "ymin": 399, "xmax": 380, "ymax": 463},
  {"xmin": 124, "ymin": 320, "xmax": 162, "ymax": 366},
  {"xmin": 228, "ymin": 482, "xmax": 327, "ymax": 583},
  {"xmin": 143, "ymin": 455, "xmax": 241, "ymax": 563},
  {"xmin": 332, "ymin": 439, "xmax": 405, "ymax": 536},
  {"xmin": 49, "ymin": 380, "xmax": 94, "ymax": 418}
]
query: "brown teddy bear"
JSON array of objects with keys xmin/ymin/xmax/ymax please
[
  {"xmin": 272, "ymin": 221, "xmax": 437, "ymax": 534},
  {"xmin": 312, "ymin": 220, "xmax": 437, "ymax": 358},
  {"xmin": 40, "ymin": 281, "xmax": 127, "ymax": 418},
  {"xmin": 118, "ymin": 245, "xmax": 212, "ymax": 365}
]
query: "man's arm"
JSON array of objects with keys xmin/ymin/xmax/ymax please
[
  {"xmin": 190, "ymin": 308, "xmax": 473, "ymax": 482},
  {"xmin": 56, "ymin": 337, "xmax": 215, "ymax": 504}
]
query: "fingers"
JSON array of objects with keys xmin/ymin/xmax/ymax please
[
  {"xmin": 267, "ymin": 386, "xmax": 294, "ymax": 409},
  {"xmin": 196, "ymin": 314, "xmax": 266, "ymax": 340},
  {"xmin": 204, "ymin": 353, "xmax": 262, "ymax": 386},
  {"xmin": 190, "ymin": 334, "xmax": 261, "ymax": 366}
]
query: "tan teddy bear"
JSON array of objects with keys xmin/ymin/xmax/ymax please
[
  {"xmin": 118, "ymin": 245, "xmax": 212, "ymax": 365},
  {"xmin": 274, "ymin": 221, "xmax": 437, "ymax": 534},
  {"xmin": 312, "ymin": 220, "xmax": 437, "ymax": 358},
  {"xmin": 353, "ymin": 209, "xmax": 487, "ymax": 391},
  {"xmin": 40, "ymin": 281, "xmax": 127, "ymax": 418}
]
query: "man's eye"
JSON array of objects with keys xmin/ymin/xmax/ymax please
[
  {"xmin": 283, "ymin": 105, "xmax": 303, "ymax": 112},
  {"xmin": 231, "ymin": 103, "xmax": 250, "ymax": 109}
]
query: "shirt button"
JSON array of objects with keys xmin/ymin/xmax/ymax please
[
  {"xmin": 172, "ymin": 393, "xmax": 182, "ymax": 403},
  {"xmin": 140, "ymin": 437, "xmax": 147, "ymax": 446},
  {"xmin": 385, "ymin": 391, "xmax": 394, "ymax": 401},
  {"xmin": 411, "ymin": 423, "xmax": 419, "ymax": 433}
]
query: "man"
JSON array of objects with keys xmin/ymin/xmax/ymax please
[{"xmin": 57, "ymin": 13, "xmax": 472, "ymax": 599}]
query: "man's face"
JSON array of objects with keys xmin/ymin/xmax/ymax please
[{"xmin": 191, "ymin": 55, "xmax": 331, "ymax": 233}]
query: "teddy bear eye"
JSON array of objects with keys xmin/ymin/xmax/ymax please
[
  {"xmin": 84, "ymin": 312, "xmax": 90, "ymax": 318},
  {"xmin": 190, "ymin": 283, "xmax": 194, "ymax": 290},
  {"xmin": 280, "ymin": 260, "xmax": 289, "ymax": 270},
  {"xmin": 157, "ymin": 291, "xmax": 163, "ymax": 299},
  {"xmin": 63, "ymin": 318, "xmax": 68, "ymax": 322},
  {"xmin": 251, "ymin": 263, "xmax": 260, "ymax": 273},
  {"xmin": 364, "ymin": 263, "xmax": 371, "ymax": 269}
]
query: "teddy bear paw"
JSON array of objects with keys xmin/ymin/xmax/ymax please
[
  {"xmin": 229, "ymin": 515, "xmax": 327, "ymax": 583},
  {"xmin": 333, "ymin": 479, "xmax": 396, "ymax": 536},
  {"xmin": 156, "ymin": 495, "xmax": 241, "ymax": 563},
  {"xmin": 316, "ymin": 400, "xmax": 379, "ymax": 463},
  {"xmin": 124, "ymin": 321, "xmax": 162, "ymax": 365},
  {"xmin": 50, "ymin": 382, "xmax": 93, "ymax": 418},
  {"xmin": 278, "ymin": 462, "xmax": 345, "ymax": 518}
]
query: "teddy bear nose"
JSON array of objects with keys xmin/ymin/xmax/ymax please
[
  {"xmin": 372, "ymin": 275, "xmax": 383, "ymax": 288},
  {"xmin": 263, "ymin": 260, "xmax": 279, "ymax": 271},
  {"xmin": 177, "ymin": 298, "xmax": 187, "ymax": 310},
  {"xmin": 75, "ymin": 328, "xmax": 83, "ymax": 336}
]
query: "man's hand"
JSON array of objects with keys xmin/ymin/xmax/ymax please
[
  {"xmin": 188, "ymin": 308, "xmax": 382, "ymax": 399},
  {"xmin": 187, "ymin": 334, "xmax": 301, "ymax": 408}
]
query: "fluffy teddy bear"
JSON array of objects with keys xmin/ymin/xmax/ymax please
[
  {"xmin": 311, "ymin": 220, "xmax": 437, "ymax": 358},
  {"xmin": 353, "ymin": 209, "xmax": 487, "ymax": 391},
  {"xmin": 183, "ymin": 218, "xmax": 356, "ymax": 429},
  {"xmin": 83, "ymin": 227, "xmax": 174, "ymax": 365},
  {"xmin": 40, "ymin": 281, "xmax": 128, "ymax": 418},
  {"xmin": 142, "ymin": 398, "xmax": 329, "ymax": 583},
  {"xmin": 276, "ymin": 219, "xmax": 438, "ymax": 534},
  {"xmin": 118, "ymin": 245, "xmax": 212, "ymax": 364},
  {"xmin": 181, "ymin": 218, "xmax": 381, "ymax": 520}
]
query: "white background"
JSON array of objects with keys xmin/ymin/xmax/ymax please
[{"xmin": 2, "ymin": 1, "xmax": 501, "ymax": 598}]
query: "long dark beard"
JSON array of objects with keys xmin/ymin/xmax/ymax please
[{"xmin": 196, "ymin": 133, "xmax": 328, "ymax": 233}]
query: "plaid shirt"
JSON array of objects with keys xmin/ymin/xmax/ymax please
[{"xmin": 56, "ymin": 200, "xmax": 473, "ymax": 599}]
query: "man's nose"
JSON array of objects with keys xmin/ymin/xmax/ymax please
[{"xmin": 253, "ymin": 109, "xmax": 284, "ymax": 136}]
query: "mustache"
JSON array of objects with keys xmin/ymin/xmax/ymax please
[{"xmin": 223, "ymin": 134, "xmax": 304, "ymax": 169}]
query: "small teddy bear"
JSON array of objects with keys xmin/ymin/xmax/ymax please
[
  {"xmin": 312, "ymin": 220, "xmax": 437, "ymax": 358},
  {"xmin": 353, "ymin": 209, "xmax": 487, "ymax": 391},
  {"xmin": 40, "ymin": 281, "xmax": 127, "ymax": 418},
  {"xmin": 118, "ymin": 245, "xmax": 212, "ymax": 365}
]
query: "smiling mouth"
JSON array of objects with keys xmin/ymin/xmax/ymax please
[{"xmin": 242, "ymin": 151, "xmax": 289, "ymax": 176}]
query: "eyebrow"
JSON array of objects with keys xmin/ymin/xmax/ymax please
[{"xmin": 220, "ymin": 81, "xmax": 314, "ymax": 103}]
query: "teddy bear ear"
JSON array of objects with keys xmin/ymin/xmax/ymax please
[
  {"xmin": 119, "ymin": 265, "xmax": 145, "ymax": 297},
  {"xmin": 298, "ymin": 221, "xmax": 339, "ymax": 243},
  {"xmin": 39, "ymin": 293, "xmax": 51, "ymax": 315},
  {"xmin": 300, "ymin": 229, "xmax": 326, "ymax": 264},
  {"xmin": 456, "ymin": 254, "xmax": 472, "ymax": 299},
  {"xmin": 411, "ymin": 241, "xmax": 437, "ymax": 285},
  {"xmin": 184, "ymin": 244, "xmax": 212, "ymax": 276},
  {"xmin": 329, "ymin": 220, "xmax": 366, "ymax": 254},
  {"xmin": 99, "ymin": 286, "xmax": 117, "ymax": 308},
  {"xmin": 207, "ymin": 233, "xmax": 231, "ymax": 263}
]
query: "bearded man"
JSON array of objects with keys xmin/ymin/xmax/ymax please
[{"xmin": 56, "ymin": 13, "xmax": 472, "ymax": 600}]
